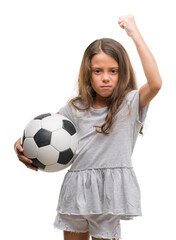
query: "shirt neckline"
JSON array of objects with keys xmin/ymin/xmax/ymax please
[{"xmin": 90, "ymin": 106, "xmax": 108, "ymax": 112}]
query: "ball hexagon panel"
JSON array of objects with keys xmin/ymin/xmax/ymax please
[
  {"xmin": 37, "ymin": 145, "xmax": 59, "ymax": 165},
  {"xmin": 51, "ymin": 129, "xmax": 71, "ymax": 152},
  {"xmin": 70, "ymin": 133, "xmax": 78, "ymax": 153},
  {"xmin": 44, "ymin": 160, "xmax": 73, "ymax": 172},
  {"xmin": 41, "ymin": 114, "xmax": 63, "ymax": 132},
  {"xmin": 53, "ymin": 114, "xmax": 68, "ymax": 122},
  {"xmin": 25, "ymin": 119, "xmax": 41, "ymax": 137},
  {"xmin": 23, "ymin": 138, "xmax": 38, "ymax": 159},
  {"xmin": 34, "ymin": 128, "xmax": 52, "ymax": 147}
]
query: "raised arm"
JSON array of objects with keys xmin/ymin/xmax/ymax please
[{"xmin": 118, "ymin": 15, "xmax": 162, "ymax": 111}]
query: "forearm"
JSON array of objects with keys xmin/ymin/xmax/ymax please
[{"xmin": 132, "ymin": 31, "xmax": 162, "ymax": 90}]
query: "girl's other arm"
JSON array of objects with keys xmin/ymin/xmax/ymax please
[
  {"xmin": 14, "ymin": 111, "xmax": 60, "ymax": 170},
  {"xmin": 118, "ymin": 15, "xmax": 162, "ymax": 111}
]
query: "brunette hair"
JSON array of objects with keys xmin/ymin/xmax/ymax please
[{"xmin": 69, "ymin": 38, "xmax": 143, "ymax": 135}]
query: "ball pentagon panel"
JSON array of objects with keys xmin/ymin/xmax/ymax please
[
  {"xmin": 58, "ymin": 148, "xmax": 73, "ymax": 164},
  {"xmin": 34, "ymin": 113, "xmax": 51, "ymax": 120},
  {"xmin": 34, "ymin": 128, "xmax": 52, "ymax": 147},
  {"xmin": 31, "ymin": 158, "xmax": 45, "ymax": 170},
  {"xmin": 63, "ymin": 119, "xmax": 76, "ymax": 136}
]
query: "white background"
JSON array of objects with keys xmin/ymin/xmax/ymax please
[{"xmin": 0, "ymin": 0, "xmax": 176, "ymax": 239}]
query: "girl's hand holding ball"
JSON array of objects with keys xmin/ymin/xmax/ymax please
[{"xmin": 14, "ymin": 138, "xmax": 38, "ymax": 171}]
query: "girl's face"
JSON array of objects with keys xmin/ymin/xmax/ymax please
[{"xmin": 91, "ymin": 51, "xmax": 119, "ymax": 107}]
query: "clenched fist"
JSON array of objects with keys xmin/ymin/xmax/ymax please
[{"xmin": 118, "ymin": 15, "xmax": 141, "ymax": 39}]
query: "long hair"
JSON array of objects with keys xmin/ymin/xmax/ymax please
[{"xmin": 69, "ymin": 38, "xmax": 143, "ymax": 135}]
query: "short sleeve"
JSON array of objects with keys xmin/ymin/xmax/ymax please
[
  {"xmin": 127, "ymin": 89, "xmax": 150, "ymax": 125},
  {"xmin": 59, "ymin": 103, "xmax": 77, "ymax": 126}
]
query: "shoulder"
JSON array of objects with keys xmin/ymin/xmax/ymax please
[
  {"xmin": 62, "ymin": 100, "xmax": 90, "ymax": 121},
  {"xmin": 125, "ymin": 89, "xmax": 150, "ymax": 124},
  {"xmin": 125, "ymin": 89, "xmax": 138, "ymax": 102}
]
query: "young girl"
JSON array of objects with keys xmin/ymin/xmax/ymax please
[{"xmin": 14, "ymin": 15, "xmax": 162, "ymax": 240}]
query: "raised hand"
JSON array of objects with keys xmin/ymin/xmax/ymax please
[{"xmin": 118, "ymin": 15, "xmax": 141, "ymax": 40}]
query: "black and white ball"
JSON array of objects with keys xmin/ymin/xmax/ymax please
[{"xmin": 21, "ymin": 113, "xmax": 78, "ymax": 172}]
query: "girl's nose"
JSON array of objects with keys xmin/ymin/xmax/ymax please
[{"xmin": 102, "ymin": 72, "xmax": 110, "ymax": 82}]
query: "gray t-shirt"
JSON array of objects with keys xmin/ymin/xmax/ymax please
[{"xmin": 56, "ymin": 89, "xmax": 149, "ymax": 220}]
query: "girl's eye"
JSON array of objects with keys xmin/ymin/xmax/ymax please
[
  {"xmin": 92, "ymin": 69, "xmax": 118, "ymax": 74},
  {"xmin": 111, "ymin": 69, "xmax": 118, "ymax": 73},
  {"xmin": 94, "ymin": 69, "xmax": 101, "ymax": 74}
]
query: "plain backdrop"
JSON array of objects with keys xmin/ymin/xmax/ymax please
[{"xmin": 0, "ymin": 0, "xmax": 176, "ymax": 239}]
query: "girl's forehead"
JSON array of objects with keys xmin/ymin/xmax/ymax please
[{"xmin": 91, "ymin": 52, "xmax": 119, "ymax": 67}]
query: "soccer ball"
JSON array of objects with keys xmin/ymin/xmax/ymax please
[{"xmin": 21, "ymin": 113, "xmax": 78, "ymax": 172}]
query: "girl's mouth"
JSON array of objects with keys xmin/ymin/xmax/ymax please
[{"xmin": 101, "ymin": 86, "xmax": 111, "ymax": 89}]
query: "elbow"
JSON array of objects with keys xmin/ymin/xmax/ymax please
[
  {"xmin": 157, "ymin": 77, "xmax": 163, "ymax": 90},
  {"xmin": 154, "ymin": 82, "xmax": 162, "ymax": 92},
  {"xmin": 151, "ymin": 77, "xmax": 162, "ymax": 92}
]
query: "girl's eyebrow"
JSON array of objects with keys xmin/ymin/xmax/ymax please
[{"xmin": 91, "ymin": 66, "xmax": 119, "ymax": 69}]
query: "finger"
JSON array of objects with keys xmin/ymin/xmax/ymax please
[
  {"xmin": 122, "ymin": 23, "xmax": 127, "ymax": 28},
  {"xmin": 118, "ymin": 16, "xmax": 124, "ymax": 21},
  {"xmin": 15, "ymin": 142, "xmax": 24, "ymax": 153},
  {"xmin": 119, "ymin": 22, "xmax": 125, "ymax": 29},
  {"xmin": 118, "ymin": 19, "xmax": 123, "ymax": 24},
  {"xmin": 25, "ymin": 163, "xmax": 38, "ymax": 171},
  {"xmin": 18, "ymin": 153, "xmax": 33, "ymax": 164},
  {"xmin": 118, "ymin": 19, "xmax": 126, "ymax": 25},
  {"xmin": 118, "ymin": 15, "xmax": 128, "ymax": 23}
]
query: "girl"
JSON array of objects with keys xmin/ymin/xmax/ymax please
[{"xmin": 14, "ymin": 15, "xmax": 162, "ymax": 240}]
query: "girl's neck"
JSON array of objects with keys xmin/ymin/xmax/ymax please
[
  {"xmin": 92, "ymin": 100, "xmax": 107, "ymax": 109},
  {"xmin": 92, "ymin": 94, "xmax": 108, "ymax": 109}
]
